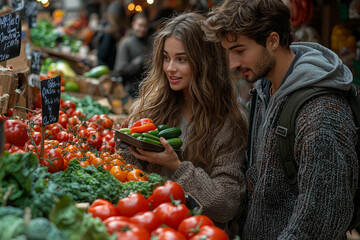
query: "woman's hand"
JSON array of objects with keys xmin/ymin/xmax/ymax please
[{"xmin": 128, "ymin": 137, "xmax": 181, "ymax": 171}]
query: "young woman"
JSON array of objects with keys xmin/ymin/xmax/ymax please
[{"xmin": 119, "ymin": 12, "xmax": 248, "ymax": 236}]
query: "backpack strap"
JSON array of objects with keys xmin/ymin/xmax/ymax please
[{"xmin": 276, "ymin": 87, "xmax": 344, "ymax": 195}]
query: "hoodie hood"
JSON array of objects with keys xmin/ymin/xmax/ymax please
[{"xmin": 272, "ymin": 42, "xmax": 353, "ymax": 101}]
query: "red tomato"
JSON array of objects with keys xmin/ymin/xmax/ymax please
[
  {"xmin": 30, "ymin": 131, "xmax": 42, "ymax": 145},
  {"xmin": 88, "ymin": 199, "xmax": 120, "ymax": 221},
  {"xmin": 154, "ymin": 202, "xmax": 190, "ymax": 229},
  {"xmin": 131, "ymin": 210, "xmax": 162, "ymax": 232},
  {"xmin": 177, "ymin": 215, "xmax": 214, "ymax": 239},
  {"xmin": 58, "ymin": 115, "xmax": 68, "ymax": 128},
  {"xmin": 61, "ymin": 100, "xmax": 76, "ymax": 110},
  {"xmin": 103, "ymin": 218, "xmax": 150, "ymax": 240},
  {"xmin": 41, "ymin": 148, "xmax": 64, "ymax": 173},
  {"xmin": 101, "ymin": 129, "xmax": 113, "ymax": 137},
  {"xmin": 50, "ymin": 124, "xmax": 63, "ymax": 136},
  {"xmin": 4, "ymin": 119, "xmax": 29, "ymax": 146},
  {"xmin": 56, "ymin": 131, "xmax": 70, "ymax": 142},
  {"xmin": 65, "ymin": 107, "xmax": 75, "ymax": 117},
  {"xmin": 189, "ymin": 226, "xmax": 228, "ymax": 240},
  {"xmin": 152, "ymin": 226, "xmax": 186, "ymax": 240},
  {"xmin": 87, "ymin": 131, "xmax": 103, "ymax": 149},
  {"xmin": 116, "ymin": 193, "xmax": 149, "ymax": 217},
  {"xmin": 148, "ymin": 181, "xmax": 186, "ymax": 209},
  {"xmin": 98, "ymin": 117, "xmax": 113, "ymax": 129},
  {"xmin": 88, "ymin": 114, "xmax": 100, "ymax": 122}
]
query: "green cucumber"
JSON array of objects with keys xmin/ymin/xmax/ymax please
[
  {"xmin": 132, "ymin": 133, "xmax": 142, "ymax": 138},
  {"xmin": 119, "ymin": 128, "xmax": 130, "ymax": 133},
  {"xmin": 159, "ymin": 127, "xmax": 182, "ymax": 139},
  {"xmin": 157, "ymin": 124, "xmax": 169, "ymax": 131},
  {"xmin": 166, "ymin": 138, "xmax": 183, "ymax": 149},
  {"xmin": 142, "ymin": 133, "xmax": 160, "ymax": 141},
  {"xmin": 141, "ymin": 137, "xmax": 162, "ymax": 146},
  {"xmin": 148, "ymin": 130, "xmax": 159, "ymax": 137}
]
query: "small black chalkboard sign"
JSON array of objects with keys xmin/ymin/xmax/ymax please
[
  {"xmin": 30, "ymin": 50, "xmax": 42, "ymax": 74},
  {"xmin": 41, "ymin": 75, "xmax": 61, "ymax": 127},
  {"xmin": 0, "ymin": 12, "xmax": 21, "ymax": 62},
  {"xmin": 12, "ymin": 0, "xmax": 24, "ymax": 12},
  {"xmin": 25, "ymin": 1, "xmax": 38, "ymax": 29}
]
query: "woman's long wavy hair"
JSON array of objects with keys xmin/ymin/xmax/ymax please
[{"xmin": 129, "ymin": 12, "xmax": 248, "ymax": 171}]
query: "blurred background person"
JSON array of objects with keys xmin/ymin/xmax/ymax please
[
  {"xmin": 94, "ymin": 1, "xmax": 128, "ymax": 70},
  {"xmin": 114, "ymin": 12, "xmax": 151, "ymax": 98}
]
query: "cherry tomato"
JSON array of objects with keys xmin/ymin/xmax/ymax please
[
  {"xmin": 88, "ymin": 199, "xmax": 120, "ymax": 221},
  {"xmin": 148, "ymin": 181, "xmax": 186, "ymax": 209},
  {"xmin": 177, "ymin": 215, "xmax": 214, "ymax": 239},
  {"xmin": 116, "ymin": 193, "xmax": 149, "ymax": 217}
]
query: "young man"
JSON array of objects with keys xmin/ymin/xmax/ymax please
[{"xmin": 204, "ymin": 0, "xmax": 359, "ymax": 239}]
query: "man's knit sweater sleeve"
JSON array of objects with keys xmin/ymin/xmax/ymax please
[
  {"xmin": 278, "ymin": 94, "xmax": 358, "ymax": 239},
  {"xmin": 170, "ymin": 120, "xmax": 247, "ymax": 225}
]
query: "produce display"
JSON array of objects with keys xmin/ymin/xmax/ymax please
[{"xmin": 1, "ymin": 95, "xmax": 229, "ymax": 239}]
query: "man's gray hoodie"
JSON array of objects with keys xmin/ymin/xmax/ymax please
[{"xmin": 242, "ymin": 42, "xmax": 358, "ymax": 240}]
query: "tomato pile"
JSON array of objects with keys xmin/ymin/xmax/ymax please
[
  {"xmin": 2, "ymin": 99, "xmax": 147, "ymax": 182},
  {"xmin": 88, "ymin": 181, "xmax": 229, "ymax": 240}
]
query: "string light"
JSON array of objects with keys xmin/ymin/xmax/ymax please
[
  {"xmin": 135, "ymin": 5, "xmax": 142, "ymax": 12},
  {"xmin": 128, "ymin": 3, "xmax": 135, "ymax": 11}
]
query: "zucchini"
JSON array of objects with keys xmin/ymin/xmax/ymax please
[
  {"xmin": 159, "ymin": 127, "xmax": 182, "ymax": 139},
  {"xmin": 148, "ymin": 130, "xmax": 159, "ymax": 137},
  {"xmin": 142, "ymin": 133, "xmax": 160, "ymax": 141},
  {"xmin": 166, "ymin": 138, "xmax": 183, "ymax": 149},
  {"xmin": 141, "ymin": 137, "xmax": 162, "ymax": 146},
  {"xmin": 131, "ymin": 133, "xmax": 142, "ymax": 138},
  {"xmin": 119, "ymin": 128, "xmax": 130, "ymax": 133},
  {"xmin": 157, "ymin": 124, "xmax": 169, "ymax": 131}
]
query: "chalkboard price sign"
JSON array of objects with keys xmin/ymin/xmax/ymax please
[
  {"xmin": 0, "ymin": 12, "xmax": 21, "ymax": 62},
  {"xmin": 12, "ymin": 0, "xmax": 24, "ymax": 12},
  {"xmin": 30, "ymin": 50, "xmax": 42, "ymax": 74},
  {"xmin": 41, "ymin": 75, "xmax": 61, "ymax": 127},
  {"xmin": 25, "ymin": 1, "xmax": 38, "ymax": 29}
]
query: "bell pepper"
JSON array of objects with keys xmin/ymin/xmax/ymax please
[{"xmin": 130, "ymin": 118, "xmax": 156, "ymax": 134}]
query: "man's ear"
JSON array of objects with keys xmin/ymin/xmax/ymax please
[{"xmin": 267, "ymin": 32, "xmax": 280, "ymax": 50}]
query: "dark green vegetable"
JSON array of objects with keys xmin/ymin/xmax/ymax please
[
  {"xmin": 148, "ymin": 130, "xmax": 159, "ymax": 137},
  {"xmin": 142, "ymin": 133, "xmax": 160, "ymax": 141},
  {"xmin": 166, "ymin": 138, "xmax": 183, "ymax": 149},
  {"xmin": 141, "ymin": 137, "xmax": 162, "ymax": 146},
  {"xmin": 0, "ymin": 152, "xmax": 65, "ymax": 218},
  {"xmin": 50, "ymin": 160, "xmax": 125, "ymax": 204},
  {"xmin": 159, "ymin": 127, "xmax": 182, "ymax": 139},
  {"xmin": 157, "ymin": 124, "xmax": 169, "ymax": 131},
  {"xmin": 131, "ymin": 133, "xmax": 142, "ymax": 138}
]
